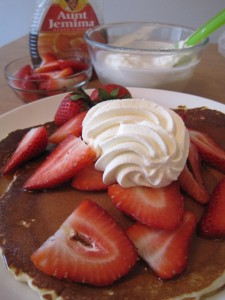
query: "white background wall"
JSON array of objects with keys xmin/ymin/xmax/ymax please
[{"xmin": 0, "ymin": 0, "xmax": 225, "ymax": 47}]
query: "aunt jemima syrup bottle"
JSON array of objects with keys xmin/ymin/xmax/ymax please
[{"xmin": 29, "ymin": 0, "xmax": 103, "ymax": 67}]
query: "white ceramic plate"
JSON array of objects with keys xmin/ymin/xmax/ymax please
[{"xmin": 0, "ymin": 87, "xmax": 225, "ymax": 300}]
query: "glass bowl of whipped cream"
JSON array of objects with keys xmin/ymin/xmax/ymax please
[{"xmin": 84, "ymin": 22, "xmax": 209, "ymax": 92}]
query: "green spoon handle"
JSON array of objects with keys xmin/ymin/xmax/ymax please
[{"xmin": 185, "ymin": 8, "xmax": 225, "ymax": 47}]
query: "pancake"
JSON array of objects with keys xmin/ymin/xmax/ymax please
[{"xmin": 0, "ymin": 107, "xmax": 225, "ymax": 300}]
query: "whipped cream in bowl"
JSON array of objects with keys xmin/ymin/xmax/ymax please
[
  {"xmin": 82, "ymin": 98, "xmax": 189, "ymax": 188},
  {"xmin": 84, "ymin": 23, "xmax": 208, "ymax": 91}
]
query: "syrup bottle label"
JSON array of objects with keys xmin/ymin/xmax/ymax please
[{"xmin": 37, "ymin": 0, "xmax": 100, "ymax": 59}]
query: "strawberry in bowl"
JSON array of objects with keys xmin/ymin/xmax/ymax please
[{"xmin": 4, "ymin": 54, "xmax": 92, "ymax": 103}]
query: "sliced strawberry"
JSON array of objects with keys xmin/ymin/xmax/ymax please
[
  {"xmin": 58, "ymin": 59, "xmax": 88, "ymax": 73},
  {"xmin": 28, "ymin": 73, "xmax": 51, "ymax": 92},
  {"xmin": 40, "ymin": 52, "xmax": 58, "ymax": 65},
  {"xmin": 54, "ymin": 89, "xmax": 92, "ymax": 126},
  {"xmin": 24, "ymin": 135, "xmax": 96, "ymax": 190},
  {"xmin": 35, "ymin": 55, "xmax": 88, "ymax": 74},
  {"xmin": 108, "ymin": 182, "xmax": 184, "ymax": 230},
  {"xmin": 2, "ymin": 126, "xmax": 48, "ymax": 174},
  {"xmin": 42, "ymin": 67, "xmax": 79, "ymax": 95},
  {"xmin": 188, "ymin": 128, "xmax": 225, "ymax": 174},
  {"xmin": 14, "ymin": 64, "xmax": 33, "ymax": 81},
  {"xmin": 34, "ymin": 60, "xmax": 60, "ymax": 74},
  {"xmin": 127, "ymin": 210, "xmax": 197, "ymax": 280},
  {"xmin": 31, "ymin": 199, "xmax": 137, "ymax": 286},
  {"xmin": 72, "ymin": 162, "xmax": 108, "ymax": 191},
  {"xmin": 46, "ymin": 73, "xmax": 88, "ymax": 94},
  {"xmin": 90, "ymin": 84, "xmax": 132, "ymax": 103},
  {"xmin": 17, "ymin": 75, "xmax": 40, "ymax": 102},
  {"xmin": 53, "ymin": 67, "xmax": 74, "ymax": 79},
  {"xmin": 178, "ymin": 142, "xmax": 209, "ymax": 204},
  {"xmin": 11, "ymin": 64, "xmax": 39, "ymax": 101},
  {"xmin": 29, "ymin": 73, "xmax": 51, "ymax": 82},
  {"xmin": 178, "ymin": 165, "xmax": 209, "ymax": 204},
  {"xmin": 198, "ymin": 177, "xmax": 225, "ymax": 239},
  {"xmin": 49, "ymin": 110, "xmax": 88, "ymax": 144},
  {"xmin": 188, "ymin": 142, "xmax": 205, "ymax": 186}
]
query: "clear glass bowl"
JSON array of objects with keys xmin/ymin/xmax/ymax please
[
  {"xmin": 5, "ymin": 55, "xmax": 92, "ymax": 103},
  {"xmin": 84, "ymin": 22, "xmax": 209, "ymax": 92}
]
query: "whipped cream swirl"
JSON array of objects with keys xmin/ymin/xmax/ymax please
[{"xmin": 82, "ymin": 98, "xmax": 189, "ymax": 188}]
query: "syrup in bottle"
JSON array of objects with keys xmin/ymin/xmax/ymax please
[{"xmin": 29, "ymin": 0, "xmax": 104, "ymax": 67}]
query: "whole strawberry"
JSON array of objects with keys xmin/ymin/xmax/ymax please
[
  {"xmin": 90, "ymin": 84, "xmax": 132, "ymax": 103},
  {"xmin": 54, "ymin": 89, "xmax": 92, "ymax": 126}
]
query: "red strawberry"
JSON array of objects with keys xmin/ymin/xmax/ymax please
[
  {"xmin": 127, "ymin": 210, "xmax": 197, "ymax": 280},
  {"xmin": 44, "ymin": 67, "xmax": 75, "ymax": 92},
  {"xmin": 49, "ymin": 110, "xmax": 88, "ymax": 144},
  {"xmin": 58, "ymin": 59, "xmax": 88, "ymax": 73},
  {"xmin": 2, "ymin": 126, "xmax": 48, "ymax": 174},
  {"xmin": 178, "ymin": 165, "xmax": 209, "ymax": 204},
  {"xmin": 188, "ymin": 128, "xmax": 225, "ymax": 173},
  {"xmin": 188, "ymin": 142, "xmax": 205, "ymax": 187},
  {"xmin": 40, "ymin": 52, "xmax": 58, "ymax": 65},
  {"xmin": 11, "ymin": 64, "xmax": 39, "ymax": 102},
  {"xmin": 198, "ymin": 177, "xmax": 225, "ymax": 239},
  {"xmin": 54, "ymin": 89, "xmax": 92, "ymax": 126},
  {"xmin": 90, "ymin": 84, "xmax": 132, "ymax": 103},
  {"xmin": 35, "ymin": 55, "xmax": 88, "ymax": 74},
  {"xmin": 31, "ymin": 199, "xmax": 137, "ymax": 286},
  {"xmin": 24, "ymin": 135, "xmax": 96, "ymax": 190},
  {"xmin": 34, "ymin": 60, "xmax": 60, "ymax": 74},
  {"xmin": 44, "ymin": 73, "xmax": 88, "ymax": 94},
  {"xmin": 36, "ymin": 70, "xmax": 73, "ymax": 90},
  {"xmin": 29, "ymin": 73, "xmax": 51, "ymax": 82},
  {"xmin": 18, "ymin": 75, "xmax": 40, "ymax": 102},
  {"xmin": 108, "ymin": 182, "xmax": 184, "ymax": 230},
  {"xmin": 14, "ymin": 64, "xmax": 33, "ymax": 82},
  {"xmin": 72, "ymin": 162, "xmax": 108, "ymax": 191},
  {"xmin": 178, "ymin": 142, "xmax": 209, "ymax": 204},
  {"xmin": 53, "ymin": 67, "xmax": 74, "ymax": 79}
]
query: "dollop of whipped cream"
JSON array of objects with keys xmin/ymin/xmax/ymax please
[{"xmin": 82, "ymin": 98, "xmax": 189, "ymax": 188}]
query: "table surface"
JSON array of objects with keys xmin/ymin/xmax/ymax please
[{"xmin": 1, "ymin": 35, "xmax": 225, "ymax": 116}]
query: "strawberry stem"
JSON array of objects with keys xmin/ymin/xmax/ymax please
[{"xmin": 70, "ymin": 88, "xmax": 94, "ymax": 107}]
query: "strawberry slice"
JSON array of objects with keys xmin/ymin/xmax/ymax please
[
  {"xmin": 72, "ymin": 162, "xmax": 108, "ymax": 191},
  {"xmin": 11, "ymin": 65, "xmax": 39, "ymax": 102},
  {"xmin": 127, "ymin": 210, "xmax": 197, "ymax": 280},
  {"xmin": 198, "ymin": 177, "xmax": 225, "ymax": 239},
  {"xmin": 188, "ymin": 128, "xmax": 225, "ymax": 173},
  {"xmin": 188, "ymin": 142, "xmax": 205, "ymax": 186},
  {"xmin": 2, "ymin": 126, "xmax": 48, "ymax": 174},
  {"xmin": 29, "ymin": 73, "xmax": 51, "ymax": 82},
  {"xmin": 35, "ymin": 56, "xmax": 88, "ymax": 74},
  {"xmin": 34, "ymin": 60, "xmax": 60, "ymax": 74},
  {"xmin": 24, "ymin": 135, "xmax": 96, "ymax": 190},
  {"xmin": 31, "ymin": 199, "xmax": 137, "ymax": 286},
  {"xmin": 53, "ymin": 67, "xmax": 74, "ymax": 79},
  {"xmin": 58, "ymin": 59, "xmax": 88, "ymax": 73},
  {"xmin": 40, "ymin": 52, "xmax": 58, "ymax": 65},
  {"xmin": 18, "ymin": 76, "xmax": 40, "ymax": 102},
  {"xmin": 49, "ymin": 110, "xmax": 88, "ymax": 144},
  {"xmin": 178, "ymin": 142, "xmax": 209, "ymax": 204},
  {"xmin": 14, "ymin": 64, "xmax": 33, "ymax": 82},
  {"xmin": 178, "ymin": 165, "xmax": 209, "ymax": 204},
  {"xmin": 108, "ymin": 182, "xmax": 184, "ymax": 230},
  {"xmin": 44, "ymin": 68, "xmax": 85, "ymax": 95}
]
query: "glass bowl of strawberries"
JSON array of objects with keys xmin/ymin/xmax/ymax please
[{"xmin": 4, "ymin": 53, "xmax": 92, "ymax": 103}]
